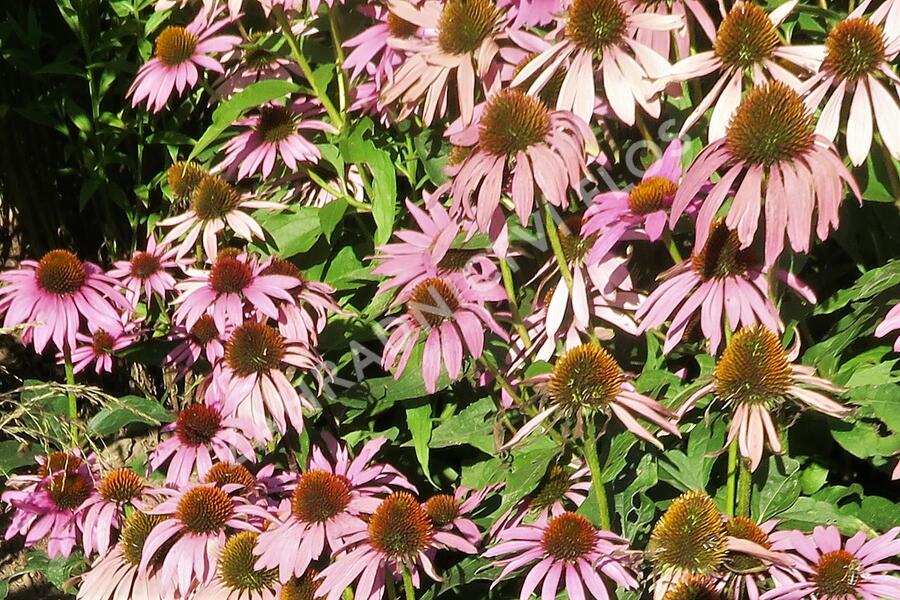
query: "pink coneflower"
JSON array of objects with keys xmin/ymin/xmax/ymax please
[
  {"xmin": 1, "ymin": 451, "xmax": 96, "ymax": 558},
  {"xmin": 67, "ymin": 320, "xmax": 141, "ymax": 374},
  {"xmin": 147, "ymin": 401, "xmax": 259, "ymax": 484},
  {"xmin": 722, "ymin": 517, "xmax": 795, "ymax": 600},
  {"xmin": 447, "ymin": 89, "xmax": 597, "ymax": 232},
  {"xmin": 669, "ymin": 81, "xmax": 860, "ymax": 267},
  {"xmin": 678, "ymin": 326, "xmax": 852, "ymax": 471},
  {"xmin": 108, "ymin": 236, "xmax": 184, "ymax": 306},
  {"xmin": 166, "ymin": 314, "xmax": 227, "ymax": 371},
  {"xmin": 636, "ymin": 220, "xmax": 816, "ymax": 354},
  {"xmin": 216, "ymin": 99, "xmax": 334, "ymax": 180},
  {"xmin": 158, "ymin": 172, "xmax": 286, "ymax": 259},
  {"xmin": 763, "ymin": 525, "xmax": 900, "ymax": 600},
  {"xmin": 194, "ymin": 532, "xmax": 281, "ymax": 600},
  {"xmin": 667, "ymin": 1, "xmax": 824, "ymax": 140},
  {"xmin": 485, "ymin": 512, "xmax": 639, "ymax": 600},
  {"xmin": 213, "ymin": 40, "xmax": 302, "ymax": 100},
  {"xmin": 632, "ymin": 0, "xmax": 717, "ymax": 62},
  {"xmin": 801, "ymin": 7, "xmax": 900, "ymax": 166},
  {"xmin": 316, "ymin": 492, "xmax": 474, "ymax": 600},
  {"xmin": 261, "ymin": 258, "xmax": 341, "ymax": 347},
  {"xmin": 382, "ymin": 273, "xmax": 507, "ymax": 393},
  {"xmin": 217, "ymin": 321, "xmax": 320, "ymax": 438},
  {"xmin": 423, "ymin": 486, "xmax": 492, "ymax": 548},
  {"xmin": 78, "ymin": 468, "xmax": 150, "ymax": 557},
  {"xmin": 511, "ymin": 0, "xmax": 681, "ymax": 124},
  {"xmin": 502, "ymin": 343, "xmax": 681, "ymax": 449},
  {"xmin": 139, "ymin": 483, "xmax": 270, "ymax": 597},
  {"xmin": 254, "ymin": 436, "xmax": 414, "ymax": 581},
  {"xmin": 173, "ymin": 252, "xmax": 299, "ymax": 332},
  {"xmin": 877, "ymin": 302, "xmax": 900, "ymax": 351},
  {"xmin": 0, "ymin": 250, "xmax": 130, "ymax": 354},
  {"xmin": 128, "ymin": 6, "xmax": 240, "ymax": 113},
  {"xmin": 381, "ymin": 0, "xmax": 507, "ymax": 125},
  {"xmin": 497, "ymin": 0, "xmax": 563, "ymax": 27},
  {"xmin": 583, "ymin": 139, "xmax": 687, "ymax": 262},
  {"xmin": 76, "ymin": 512, "xmax": 169, "ymax": 600}
]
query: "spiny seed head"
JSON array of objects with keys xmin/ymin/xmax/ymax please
[
  {"xmin": 714, "ymin": 3, "xmax": 779, "ymax": 69},
  {"xmin": 558, "ymin": 220, "xmax": 597, "ymax": 264},
  {"xmin": 120, "ymin": 512, "xmax": 167, "ymax": 566},
  {"xmin": 478, "ymin": 89, "xmax": 551, "ymax": 157},
  {"xmin": 91, "ymin": 329, "xmax": 115, "ymax": 356},
  {"xmin": 256, "ymin": 106, "xmax": 297, "ymax": 144},
  {"xmin": 725, "ymin": 516, "xmax": 771, "ymax": 574},
  {"xmin": 663, "ymin": 576, "xmax": 722, "ymax": 600},
  {"xmin": 629, "ymin": 177, "xmax": 678, "ymax": 216},
  {"xmin": 529, "ymin": 465, "xmax": 573, "ymax": 511},
  {"xmin": 98, "ymin": 468, "xmax": 144, "ymax": 503},
  {"xmin": 549, "ymin": 344, "xmax": 624, "ymax": 410},
  {"xmin": 368, "ymin": 492, "xmax": 433, "ymax": 558},
  {"xmin": 715, "ymin": 326, "xmax": 792, "ymax": 408},
  {"xmin": 436, "ymin": 248, "xmax": 480, "ymax": 272},
  {"xmin": 242, "ymin": 44, "xmax": 278, "ymax": 70},
  {"xmin": 437, "ymin": 0, "xmax": 499, "ymax": 55},
  {"xmin": 387, "ymin": 13, "xmax": 418, "ymax": 38},
  {"xmin": 38, "ymin": 452, "xmax": 83, "ymax": 478},
  {"xmin": 168, "ymin": 161, "xmax": 207, "ymax": 200},
  {"xmin": 190, "ymin": 314, "xmax": 220, "ymax": 345},
  {"xmin": 175, "ymin": 403, "xmax": 222, "ymax": 446},
  {"xmin": 36, "ymin": 250, "xmax": 86, "ymax": 296},
  {"xmin": 130, "ymin": 251, "xmax": 161, "ymax": 279},
  {"xmin": 649, "ymin": 491, "xmax": 728, "ymax": 574},
  {"xmin": 813, "ymin": 550, "xmax": 862, "ymax": 597},
  {"xmin": 691, "ymin": 220, "xmax": 753, "ymax": 280},
  {"xmin": 261, "ymin": 257, "xmax": 303, "ymax": 280},
  {"xmin": 726, "ymin": 81, "xmax": 815, "ymax": 166},
  {"xmin": 424, "ymin": 495, "xmax": 460, "ymax": 526},
  {"xmin": 513, "ymin": 52, "xmax": 565, "ymax": 105},
  {"xmin": 218, "ymin": 532, "xmax": 279, "ymax": 593},
  {"xmin": 566, "ymin": 0, "xmax": 629, "ymax": 53},
  {"xmin": 210, "ymin": 256, "xmax": 253, "ymax": 294},
  {"xmin": 155, "ymin": 26, "xmax": 198, "ymax": 66},
  {"xmin": 823, "ymin": 18, "xmax": 886, "ymax": 80},
  {"xmin": 191, "ymin": 174, "xmax": 242, "ymax": 221},
  {"xmin": 204, "ymin": 462, "xmax": 256, "ymax": 489},
  {"xmin": 225, "ymin": 322, "xmax": 286, "ymax": 377},
  {"xmin": 176, "ymin": 486, "xmax": 234, "ymax": 534},
  {"xmin": 541, "ymin": 513, "xmax": 597, "ymax": 562},
  {"xmin": 448, "ymin": 144, "xmax": 473, "ymax": 166},
  {"xmin": 281, "ymin": 571, "xmax": 323, "ymax": 600},
  {"xmin": 407, "ymin": 277, "xmax": 461, "ymax": 327},
  {"xmin": 291, "ymin": 470, "xmax": 352, "ymax": 523},
  {"xmin": 47, "ymin": 471, "xmax": 92, "ymax": 510}
]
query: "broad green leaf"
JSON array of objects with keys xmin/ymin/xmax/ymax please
[
  {"xmin": 658, "ymin": 419, "xmax": 725, "ymax": 492},
  {"xmin": 368, "ymin": 150, "xmax": 397, "ymax": 246},
  {"xmin": 88, "ymin": 395, "xmax": 173, "ymax": 437},
  {"xmin": 0, "ymin": 440, "xmax": 37, "ymax": 476},
  {"xmin": 430, "ymin": 397, "xmax": 495, "ymax": 454},
  {"xmin": 499, "ymin": 437, "xmax": 558, "ymax": 516},
  {"xmin": 614, "ymin": 453, "xmax": 658, "ymax": 538},
  {"xmin": 405, "ymin": 403, "xmax": 434, "ymax": 486},
  {"xmin": 752, "ymin": 456, "xmax": 801, "ymax": 521},
  {"xmin": 258, "ymin": 206, "xmax": 322, "ymax": 257}
]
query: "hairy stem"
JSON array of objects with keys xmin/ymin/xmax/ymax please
[{"xmin": 583, "ymin": 411, "xmax": 612, "ymax": 530}]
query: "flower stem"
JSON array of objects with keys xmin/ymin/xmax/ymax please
[
  {"xmin": 385, "ymin": 572, "xmax": 397, "ymax": 600},
  {"xmin": 737, "ymin": 457, "xmax": 752, "ymax": 518},
  {"xmin": 327, "ymin": 6, "xmax": 349, "ymax": 112},
  {"xmin": 661, "ymin": 229, "xmax": 683, "ymax": 264},
  {"xmin": 401, "ymin": 565, "xmax": 416, "ymax": 600},
  {"xmin": 499, "ymin": 260, "xmax": 532, "ymax": 349},
  {"xmin": 582, "ymin": 411, "xmax": 612, "ymax": 531},
  {"xmin": 63, "ymin": 345, "xmax": 78, "ymax": 447},
  {"xmin": 542, "ymin": 203, "xmax": 573, "ymax": 290},
  {"xmin": 478, "ymin": 356, "xmax": 524, "ymax": 406},
  {"xmin": 725, "ymin": 439, "xmax": 738, "ymax": 517},
  {"xmin": 273, "ymin": 7, "xmax": 344, "ymax": 129},
  {"xmin": 635, "ymin": 114, "xmax": 661, "ymax": 159}
]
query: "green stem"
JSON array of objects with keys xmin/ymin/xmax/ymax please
[
  {"xmin": 478, "ymin": 356, "xmax": 524, "ymax": 406},
  {"xmin": 306, "ymin": 169, "xmax": 372, "ymax": 211},
  {"xmin": 401, "ymin": 565, "xmax": 416, "ymax": 600},
  {"xmin": 635, "ymin": 114, "xmax": 661, "ymax": 158},
  {"xmin": 737, "ymin": 457, "xmax": 752, "ymax": 517},
  {"xmin": 661, "ymin": 229, "xmax": 683, "ymax": 264},
  {"xmin": 63, "ymin": 345, "xmax": 78, "ymax": 447},
  {"xmin": 880, "ymin": 143, "xmax": 900, "ymax": 202},
  {"xmin": 582, "ymin": 411, "xmax": 612, "ymax": 531},
  {"xmin": 725, "ymin": 439, "xmax": 738, "ymax": 517},
  {"xmin": 542, "ymin": 203, "xmax": 573, "ymax": 290},
  {"xmin": 385, "ymin": 572, "xmax": 398, "ymax": 600},
  {"xmin": 499, "ymin": 261, "xmax": 532, "ymax": 349},
  {"xmin": 273, "ymin": 7, "xmax": 343, "ymax": 129},
  {"xmin": 327, "ymin": 6, "xmax": 349, "ymax": 112}
]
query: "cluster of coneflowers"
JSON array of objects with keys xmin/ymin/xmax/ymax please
[{"xmin": 1, "ymin": 0, "xmax": 900, "ymax": 598}]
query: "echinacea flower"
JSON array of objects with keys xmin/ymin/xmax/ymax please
[
  {"xmin": 167, "ymin": 314, "xmax": 227, "ymax": 372},
  {"xmin": 0, "ymin": 250, "xmax": 130, "ymax": 354},
  {"xmin": 423, "ymin": 487, "xmax": 492, "ymax": 547},
  {"xmin": 497, "ymin": 0, "xmax": 563, "ymax": 27},
  {"xmin": 632, "ymin": 0, "xmax": 717, "ymax": 62},
  {"xmin": 194, "ymin": 532, "xmax": 281, "ymax": 600},
  {"xmin": 876, "ymin": 302, "xmax": 900, "ymax": 351},
  {"xmin": 1, "ymin": 451, "xmax": 96, "ymax": 558},
  {"xmin": 108, "ymin": 235, "xmax": 185, "ymax": 305},
  {"xmin": 76, "ymin": 512, "xmax": 169, "ymax": 600},
  {"xmin": 216, "ymin": 100, "xmax": 334, "ymax": 179},
  {"xmin": 173, "ymin": 252, "xmax": 299, "ymax": 332},
  {"xmin": 485, "ymin": 512, "xmax": 640, "ymax": 600},
  {"xmin": 279, "ymin": 572, "xmax": 323, "ymax": 600},
  {"xmin": 677, "ymin": 326, "xmax": 853, "ymax": 471},
  {"xmin": 78, "ymin": 468, "xmax": 150, "ymax": 557},
  {"xmin": 763, "ymin": 525, "xmax": 900, "ymax": 600},
  {"xmin": 158, "ymin": 173, "xmax": 286, "ymax": 259},
  {"xmin": 667, "ymin": 1, "xmax": 824, "ymax": 141},
  {"xmin": 213, "ymin": 40, "xmax": 302, "ymax": 100},
  {"xmin": 669, "ymin": 81, "xmax": 860, "ymax": 267},
  {"xmin": 167, "ymin": 160, "xmax": 209, "ymax": 203},
  {"xmin": 316, "ymin": 492, "xmax": 472, "ymax": 600},
  {"xmin": 447, "ymin": 89, "xmax": 597, "ymax": 231},
  {"xmin": 218, "ymin": 322, "xmax": 320, "ymax": 438},
  {"xmin": 583, "ymin": 139, "xmax": 686, "ymax": 262},
  {"xmin": 128, "ymin": 6, "xmax": 240, "ymax": 113},
  {"xmin": 722, "ymin": 517, "xmax": 794, "ymax": 600},
  {"xmin": 66, "ymin": 321, "xmax": 141, "ymax": 374},
  {"xmin": 382, "ymin": 274, "xmax": 507, "ymax": 393},
  {"xmin": 636, "ymin": 219, "xmax": 816, "ymax": 354},
  {"xmin": 254, "ymin": 436, "xmax": 414, "ymax": 581},
  {"xmin": 802, "ymin": 7, "xmax": 900, "ymax": 166},
  {"xmin": 139, "ymin": 483, "xmax": 270, "ymax": 596},
  {"xmin": 148, "ymin": 401, "xmax": 259, "ymax": 484},
  {"xmin": 660, "ymin": 576, "xmax": 722, "ymax": 600},
  {"xmin": 512, "ymin": 0, "xmax": 681, "ymax": 124},
  {"xmin": 381, "ymin": 0, "xmax": 507, "ymax": 125},
  {"xmin": 503, "ymin": 343, "xmax": 680, "ymax": 449},
  {"xmin": 261, "ymin": 258, "xmax": 341, "ymax": 348}
]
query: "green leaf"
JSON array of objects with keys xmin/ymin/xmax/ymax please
[
  {"xmin": 258, "ymin": 206, "xmax": 322, "ymax": 257},
  {"xmin": 318, "ymin": 199, "xmax": 347, "ymax": 241},
  {"xmin": 190, "ymin": 80, "xmax": 300, "ymax": 159},
  {"xmin": 430, "ymin": 397, "xmax": 495, "ymax": 454},
  {"xmin": 752, "ymin": 455, "xmax": 801, "ymax": 521},
  {"xmin": 658, "ymin": 419, "xmax": 725, "ymax": 492},
  {"xmin": 25, "ymin": 551, "xmax": 86, "ymax": 592},
  {"xmin": 857, "ymin": 495, "xmax": 900, "ymax": 532},
  {"xmin": 88, "ymin": 395, "xmax": 173, "ymax": 437},
  {"xmin": 406, "ymin": 403, "xmax": 435, "ymax": 485},
  {"xmin": 368, "ymin": 150, "xmax": 397, "ymax": 246},
  {"xmin": 799, "ymin": 462, "xmax": 829, "ymax": 495},
  {"xmin": 613, "ymin": 453, "xmax": 658, "ymax": 538},
  {"xmin": 830, "ymin": 419, "xmax": 900, "ymax": 460},
  {"xmin": 0, "ymin": 440, "xmax": 37, "ymax": 476},
  {"xmin": 499, "ymin": 437, "xmax": 558, "ymax": 516}
]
